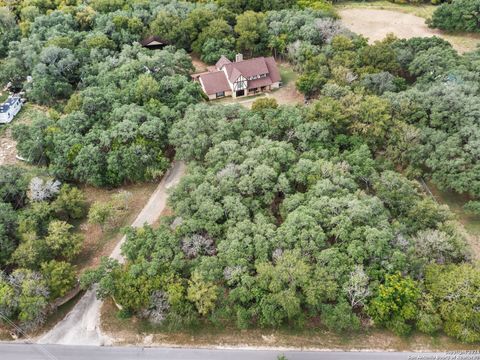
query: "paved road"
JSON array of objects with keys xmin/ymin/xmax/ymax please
[
  {"xmin": 1, "ymin": 343, "xmax": 441, "ymax": 360},
  {"xmin": 37, "ymin": 162, "xmax": 186, "ymax": 346}
]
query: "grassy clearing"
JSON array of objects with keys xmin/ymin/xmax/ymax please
[
  {"xmin": 73, "ymin": 181, "xmax": 158, "ymax": 272},
  {"xmin": 427, "ymin": 182, "xmax": 480, "ymax": 260},
  {"xmin": 336, "ymin": 2, "xmax": 480, "ymax": 53},
  {"xmin": 15, "ymin": 103, "xmax": 47, "ymax": 124},
  {"xmin": 100, "ymin": 299, "xmax": 478, "ymax": 351},
  {"xmin": 335, "ymin": 1, "xmax": 436, "ymax": 19},
  {"xmin": 279, "ymin": 64, "xmax": 297, "ymax": 85}
]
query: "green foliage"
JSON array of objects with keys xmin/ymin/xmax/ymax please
[
  {"xmin": 0, "ymin": 202, "xmax": 18, "ymax": 266},
  {"xmin": 235, "ymin": 11, "xmax": 268, "ymax": 57},
  {"xmin": 297, "ymin": 0, "xmax": 334, "ymax": 12},
  {"xmin": 0, "ymin": 166, "xmax": 29, "ymax": 209},
  {"xmin": 0, "ymin": 166, "xmax": 85, "ymax": 329},
  {"xmin": 3, "ymin": 0, "xmax": 479, "ymax": 343},
  {"xmin": 88, "ymin": 201, "xmax": 115, "ymax": 230},
  {"xmin": 52, "ymin": 184, "xmax": 87, "ymax": 220},
  {"xmin": 14, "ymin": 46, "xmax": 200, "ymax": 186},
  {"xmin": 251, "ymin": 98, "xmax": 278, "ymax": 111},
  {"xmin": 368, "ymin": 273, "xmax": 420, "ymax": 336},
  {"xmin": 425, "ymin": 264, "xmax": 480, "ymax": 343},
  {"xmin": 41, "ymin": 260, "xmax": 76, "ymax": 299},
  {"xmin": 187, "ymin": 271, "xmax": 218, "ymax": 316},
  {"xmin": 321, "ymin": 300, "xmax": 361, "ymax": 332},
  {"xmin": 464, "ymin": 201, "xmax": 480, "ymax": 215},
  {"xmin": 44, "ymin": 220, "xmax": 82, "ymax": 261},
  {"xmin": 86, "ymin": 99, "xmax": 471, "ymax": 339},
  {"xmin": 0, "ymin": 269, "xmax": 50, "ymax": 331},
  {"xmin": 429, "ymin": 0, "xmax": 480, "ymax": 33}
]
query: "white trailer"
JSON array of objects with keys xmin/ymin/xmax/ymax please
[{"xmin": 0, "ymin": 96, "xmax": 22, "ymax": 124}]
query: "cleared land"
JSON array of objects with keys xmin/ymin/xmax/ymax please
[{"xmin": 338, "ymin": 7, "xmax": 480, "ymax": 53}]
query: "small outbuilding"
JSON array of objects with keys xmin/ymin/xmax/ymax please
[
  {"xmin": 0, "ymin": 95, "xmax": 22, "ymax": 124},
  {"xmin": 140, "ymin": 35, "xmax": 169, "ymax": 50}
]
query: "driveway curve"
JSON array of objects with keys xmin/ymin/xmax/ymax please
[{"xmin": 37, "ymin": 161, "xmax": 186, "ymax": 345}]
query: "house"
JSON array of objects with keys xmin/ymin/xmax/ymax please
[
  {"xmin": 0, "ymin": 95, "xmax": 22, "ymax": 124},
  {"xmin": 196, "ymin": 54, "xmax": 282, "ymax": 100},
  {"xmin": 140, "ymin": 35, "xmax": 169, "ymax": 50}
]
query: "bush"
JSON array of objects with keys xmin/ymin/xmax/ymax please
[
  {"xmin": 88, "ymin": 201, "xmax": 115, "ymax": 231},
  {"xmin": 464, "ymin": 201, "xmax": 480, "ymax": 215},
  {"xmin": 52, "ymin": 185, "xmax": 87, "ymax": 220},
  {"xmin": 252, "ymin": 98, "xmax": 279, "ymax": 111},
  {"xmin": 429, "ymin": 0, "xmax": 480, "ymax": 33},
  {"xmin": 41, "ymin": 260, "xmax": 76, "ymax": 299},
  {"xmin": 321, "ymin": 301, "xmax": 361, "ymax": 332}
]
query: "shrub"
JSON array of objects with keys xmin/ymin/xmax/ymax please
[{"xmin": 429, "ymin": 0, "xmax": 480, "ymax": 33}]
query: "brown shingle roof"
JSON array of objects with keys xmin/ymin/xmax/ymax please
[
  {"xmin": 224, "ymin": 57, "xmax": 269, "ymax": 82},
  {"xmin": 140, "ymin": 35, "xmax": 169, "ymax": 47},
  {"xmin": 197, "ymin": 56, "xmax": 281, "ymax": 96},
  {"xmin": 265, "ymin": 56, "xmax": 281, "ymax": 83},
  {"xmin": 248, "ymin": 77, "xmax": 273, "ymax": 90},
  {"xmin": 199, "ymin": 71, "xmax": 230, "ymax": 95},
  {"xmin": 215, "ymin": 55, "xmax": 231, "ymax": 70}
]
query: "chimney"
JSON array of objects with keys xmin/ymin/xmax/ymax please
[{"xmin": 235, "ymin": 53, "xmax": 243, "ymax": 63}]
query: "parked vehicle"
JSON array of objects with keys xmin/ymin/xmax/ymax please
[{"xmin": 0, "ymin": 95, "xmax": 23, "ymax": 124}]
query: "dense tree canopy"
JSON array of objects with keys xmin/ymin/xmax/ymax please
[
  {"xmin": 0, "ymin": 167, "xmax": 86, "ymax": 331},
  {"xmin": 84, "ymin": 102, "xmax": 475, "ymax": 341},
  {"xmin": 1, "ymin": 0, "xmax": 479, "ymax": 344}
]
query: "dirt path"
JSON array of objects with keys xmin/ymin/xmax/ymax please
[
  {"xmin": 37, "ymin": 161, "xmax": 186, "ymax": 346},
  {"xmin": 338, "ymin": 8, "xmax": 480, "ymax": 53}
]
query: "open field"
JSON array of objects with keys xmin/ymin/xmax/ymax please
[
  {"xmin": 337, "ymin": 6, "xmax": 480, "ymax": 53},
  {"xmin": 336, "ymin": 1, "xmax": 437, "ymax": 19}
]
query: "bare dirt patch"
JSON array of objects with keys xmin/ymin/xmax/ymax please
[
  {"xmin": 190, "ymin": 54, "xmax": 208, "ymax": 73},
  {"xmin": 0, "ymin": 128, "xmax": 17, "ymax": 166},
  {"xmin": 338, "ymin": 8, "xmax": 480, "ymax": 53}
]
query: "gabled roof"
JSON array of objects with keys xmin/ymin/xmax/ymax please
[
  {"xmin": 264, "ymin": 56, "xmax": 281, "ymax": 83},
  {"xmin": 140, "ymin": 35, "xmax": 169, "ymax": 47},
  {"xmin": 224, "ymin": 57, "xmax": 270, "ymax": 82},
  {"xmin": 229, "ymin": 68, "xmax": 243, "ymax": 83},
  {"xmin": 197, "ymin": 55, "xmax": 282, "ymax": 96},
  {"xmin": 199, "ymin": 71, "xmax": 230, "ymax": 95},
  {"xmin": 215, "ymin": 55, "xmax": 231, "ymax": 70}
]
